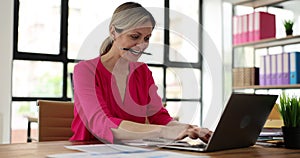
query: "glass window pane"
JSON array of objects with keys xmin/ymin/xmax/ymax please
[
  {"xmin": 138, "ymin": 1, "xmax": 164, "ymax": 64},
  {"xmin": 12, "ymin": 60, "xmax": 63, "ymax": 97},
  {"xmin": 18, "ymin": 0, "xmax": 60, "ymax": 54},
  {"xmin": 166, "ymin": 68, "xmax": 200, "ymax": 99},
  {"xmin": 169, "ymin": 0, "xmax": 199, "ymax": 63},
  {"xmin": 166, "ymin": 101, "xmax": 200, "ymax": 125},
  {"xmin": 11, "ymin": 101, "xmax": 37, "ymax": 143},
  {"xmin": 148, "ymin": 66, "xmax": 164, "ymax": 98},
  {"xmin": 68, "ymin": 0, "xmax": 164, "ymax": 64},
  {"xmin": 138, "ymin": 29, "xmax": 164, "ymax": 64}
]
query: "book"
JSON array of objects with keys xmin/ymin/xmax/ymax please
[
  {"xmin": 251, "ymin": 67, "xmax": 260, "ymax": 85},
  {"xmin": 289, "ymin": 52, "xmax": 300, "ymax": 84},
  {"xmin": 245, "ymin": 67, "xmax": 259, "ymax": 86},
  {"xmin": 233, "ymin": 67, "xmax": 244, "ymax": 87},
  {"xmin": 265, "ymin": 55, "xmax": 272, "ymax": 85},
  {"xmin": 233, "ymin": 16, "xmax": 239, "ymax": 45},
  {"xmin": 259, "ymin": 55, "xmax": 266, "ymax": 86},
  {"xmin": 241, "ymin": 14, "xmax": 248, "ymax": 44},
  {"xmin": 244, "ymin": 67, "xmax": 251, "ymax": 86},
  {"xmin": 233, "ymin": 67, "xmax": 259, "ymax": 87},
  {"xmin": 276, "ymin": 54, "xmax": 283, "ymax": 85},
  {"xmin": 271, "ymin": 54, "xmax": 277, "ymax": 85},
  {"xmin": 282, "ymin": 53, "xmax": 290, "ymax": 85},
  {"xmin": 253, "ymin": 12, "xmax": 276, "ymax": 41},
  {"xmin": 237, "ymin": 15, "xmax": 243, "ymax": 44},
  {"xmin": 248, "ymin": 13, "xmax": 254, "ymax": 42}
]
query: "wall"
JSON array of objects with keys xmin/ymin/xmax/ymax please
[
  {"xmin": 0, "ymin": 0, "xmax": 13, "ymax": 144},
  {"xmin": 202, "ymin": 0, "xmax": 224, "ymax": 130},
  {"xmin": 222, "ymin": 2, "xmax": 233, "ymax": 108}
]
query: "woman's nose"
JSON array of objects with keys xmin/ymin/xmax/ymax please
[{"xmin": 135, "ymin": 42, "xmax": 148, "ymax": 51}]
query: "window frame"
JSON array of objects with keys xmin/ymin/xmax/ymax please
[{"xmin": 13, "ymin": 0, "xmax": 203, "ymax": 123}]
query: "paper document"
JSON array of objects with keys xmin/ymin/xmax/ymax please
[
  {"xmin": 65, "ymin": 144, "xmax": 150, "ymax": 153},
  {"xmin": 47, "ymin": 150, "xmax": 207, "ymax": 158},
  {"xmin": 47, "ymin": 144, "xmax": 208, "ymax": 158}
]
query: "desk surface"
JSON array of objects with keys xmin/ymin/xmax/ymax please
[{"xmin": 0, "ymin": 141, "xmax": 299, "ymax": 158}]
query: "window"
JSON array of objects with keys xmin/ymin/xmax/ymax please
[{"xmin": 13, "ymin": 0, "xmax": 202, "ymax": 143}]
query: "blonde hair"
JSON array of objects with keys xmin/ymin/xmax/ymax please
[{"xmin": 100, "ymin": 2, "xmax": 156, "ymax": 55}]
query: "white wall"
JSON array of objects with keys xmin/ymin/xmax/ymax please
[
  {"xmin": 202, "ymin": 0, "xmax": 224, "ymax": 130},
  {"xmin": 0, "ymin": 0, "xmax": 13, "ymax": 144},
  {"xmin": 222, "ymin": 2, "xmax": 233, "ymax": 106}
]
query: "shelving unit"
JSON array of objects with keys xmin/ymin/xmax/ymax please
[
  {"xmin": 233, "ymin": 0, "xmax": 289, "ymax": 8},
  {"xmin": 230, "ymin": 0, "xmax": 300, "ymax": 92},
  {"xmin": 226, "ymin": 0, "xmax": 298, "ymax": 129},
  {"xmin": 233, "ymin": 35, "xmax": 300, "ymax": 49},
  {"xmin": 233, "ymin": 84, "xmax": 300, "ymax": 90}
]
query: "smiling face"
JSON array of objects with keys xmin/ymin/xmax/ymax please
[{"xmin": 111, "ymin": 20, "xmax": 153, "ymax": 62}]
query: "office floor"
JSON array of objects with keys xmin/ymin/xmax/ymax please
[{"xmin": 11, "ymin": 129, "xmax": 37, "ymax": 143}]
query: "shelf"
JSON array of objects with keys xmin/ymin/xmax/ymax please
[
  {"xmin": 233, "ymin": 35, "xmax": 300, "ymax": 49},
  {"xmin": 233, "ymin": 84, "xmax": 300, "ymax": 90},
  {"xmin": 225, "ymin": 0, "xmax": 290, "ymax": 8},
  {"xmin": 229, "ymin": 0, "xmax": 300, "ymax": 93}
]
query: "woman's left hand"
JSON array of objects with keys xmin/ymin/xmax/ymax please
[
  {"xmin": 165, "ymin": 121, "xmax": 213, "ymax": 143},
  {"xmin": 176, "ymin": 125, "xmax": 213, "ymax": 143}
]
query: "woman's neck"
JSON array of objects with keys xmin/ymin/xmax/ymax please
[{"xmin": 101, "ymin": 48, "xmax": 129, "ymax": 73}]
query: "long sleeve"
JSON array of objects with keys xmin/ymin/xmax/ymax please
[
  {"xmin": 71, "ymin": 58, "xmax": 122, "ymax": 143},
  {"xmin": 145, "ymin": 66, "xmax": 173, "ymax": 125}
]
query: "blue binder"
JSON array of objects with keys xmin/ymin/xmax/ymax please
[{"xmin": 289, "ymin": 52, "xmax": 300, "ymax": 84}]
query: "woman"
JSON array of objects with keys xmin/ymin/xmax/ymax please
[{"xmin": 70, "ymin": 2, "xmax": 212, "ymax": 144}]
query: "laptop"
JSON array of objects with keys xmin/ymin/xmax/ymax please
[{"xmin": 159, "ymin": 93, "xmax": 278, "ymax": 152}]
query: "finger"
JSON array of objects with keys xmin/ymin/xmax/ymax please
[
  {"xmin": 175, "ymin": 132, "xmax": 188, "ymax": 140},
  {"xmin": 188, "ymin": 132, "xmax": 198, "ymax": 139},
  {"xmin": 199, "ymin": 136, "xmax": 209, "ymax": 143}
]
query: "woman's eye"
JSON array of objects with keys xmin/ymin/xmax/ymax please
[
  {"xmin": 144, "ymin": 37, "xmax": 150, "ymax": 42},
  {"xmin": 130, "ymin": 35, "xmax": 139, "ymax": 39}
]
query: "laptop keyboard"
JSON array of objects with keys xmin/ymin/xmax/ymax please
[
  {"xmin": 190, "ymin": 143, "xmax": 207, "ymax": 148},
  {"xmin": 138, "ymin": 138, "xmax": 208, "ymax": 149},
  {"xmin": 164, "ymin": 140, "xmax": 207, "ymax": 149}
]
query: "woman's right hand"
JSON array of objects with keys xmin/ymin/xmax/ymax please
[{"xmin": 161, "ymin": 122, "xmax": 213, "ymax": 143}]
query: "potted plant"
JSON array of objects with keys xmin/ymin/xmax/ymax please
[
  {"xmin": 277, "ymin": 93, "xmax": 300, "ymax": 149},
  {"xmin": 283, "ymin": 19, "xmax": 294, "ymax": 36}
]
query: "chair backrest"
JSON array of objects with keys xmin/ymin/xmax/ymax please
[
  {"xmin": 69, "ymin": 72, "xmax": 74, "ymax": 97},
  {"xmin": 37, "ymin": 100, "xmax": 74, "ymax": 141}
]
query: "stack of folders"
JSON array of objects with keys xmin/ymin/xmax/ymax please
[
  {"xmin": 257, "ymin": 128, "xmax": 284, "ymax": 147},
  {"xmin": 260, "ymin": 52, "xmax": 300, "ymax": 86},
  {"xmin": 233, "ymin": 11, "xmax": 276, "ymax": 45},
  {"xmin": 233, "ymin": 67, "xmax": 259, "ymax": 87}
]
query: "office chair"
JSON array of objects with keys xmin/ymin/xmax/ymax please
[
  {"xmin": 37, "ymin": 100, "xmax": 74, "ymax": 141},
  {"xmin": 25, "ymin": 74, "xmax": 75, "ymax": 142},
  {"xmin": 69, "ymin": 72, "xmax": 74, "ymax": 98}
]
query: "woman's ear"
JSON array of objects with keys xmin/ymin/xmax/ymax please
[{"xmin": 110, "ymin": 26, "xmax": 116, "ymax": 40}]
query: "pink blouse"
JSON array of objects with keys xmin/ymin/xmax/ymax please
[{"xmin": 70, "ymin": 57, "xmax": 173, "ymax": 143}]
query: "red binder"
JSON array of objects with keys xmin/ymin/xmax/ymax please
[
  {"xmin": 248, "ymin": 13, "xmax": 254, "ymax": 42},
  {"xmin": 233, "ymin": 16, "xmax": 239, "ymax": 45},
  {"xmin": 241, "ymin": 14, "xmax": 249, "ymax": 44},
  {"xmin": 253, "ymin": 12, "xmax": 276, "ymax": 41}
]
